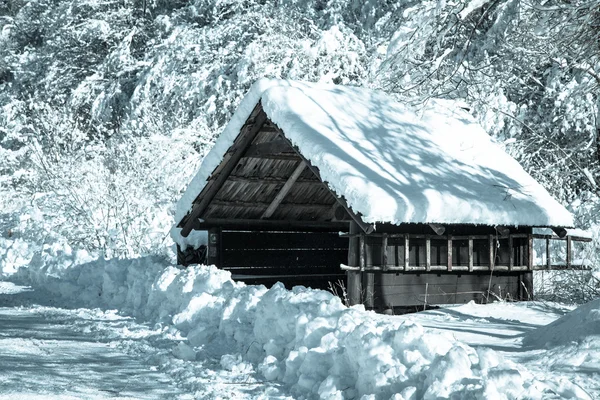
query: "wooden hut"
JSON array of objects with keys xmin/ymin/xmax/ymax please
[{"xmin": 172, "ymin": 79, "xmax": 590, "ymax": 312}]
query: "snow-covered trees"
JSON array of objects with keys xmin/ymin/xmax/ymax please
[{"xmin": 1, "ymin": 0, "xmax": 599, "ymax": 286}]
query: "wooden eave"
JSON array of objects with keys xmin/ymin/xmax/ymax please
[{"xmin": 178, "ymin": 102, "xmax": 372, "ymax": 236}]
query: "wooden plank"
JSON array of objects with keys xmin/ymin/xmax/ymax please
[
  {"xmin": 371, "ymin": 274, "xmax": 521, "ymax": 308},
  {"xmin": 363, "ymin": 272, "xmax": 375, "ymax": 308},
  {"xmin": 372, "ymin": 273, "xmax": 521, "ymax": 287},
  {"xmin": 222, "ymin": 249, "xmax": 348, "ymax": 268},
  {"xmin": 404, "ymin": 235, "xmax": 410, "ymax": 270},
  {"xmin": 425, "ymin": 237, "xmax": 431, "ymax": 271},
  {"xmin": 429, "ymin": 224, "xmax": 445, "ymax": 235},
  {"xmin": 489, "ymin": 235, "xmax": 495, "ymax": 270},
  {"xmin": 222, "ymin": 231, "xmax": 347, "ymax": 250},
  {"xmin": 242, "ymin": 139, "xmax": 296, "ymax": 159},
  {"xmin": 277, "ymin": 133, "xmax": 375, "ymax": 234},
  {"xmin": 567, "ymin": 236, "xmax": 572, "ymax": 268},
  {"xmin": 226, "ymin": 175, "xmax": 319, "ymax": 184},
  {"xmin": 508, "ymin": 235, "xmax": 514, "ymax": 271},
  {"xmin": 207, "ymin": 227, "xmax": 222, "ymax": 267},
  {"xmin": 527, "ymin": 235, "xmax": 534, "ymax": 270},
  {"xmin": 447, "ymin": 237, "xmax": 453, "ymax": 272},
  {"xmin": 359, "ymin": 234, "xmax": 366, "ymax": 272},
  {"xmin": 179, "ymin": 105, "xmax": 267, "ymax": 236},
  {"xmin": 211, "ymin": 199, "xmax": 332, "ymax": 210},
  {"xmin": 261, "ymin": 161, "xmax": 306, "ymax": 219},
  {"xmin": 193, "ymin": 218, "xmax": 348, "ymax": 232},
  {"xmin": 533, "ymin": 264, "xmax": 591, "ymax": 270},
  {"xmin": 546, "ymin": 237, "xmax": 551, "ymax": 269},
  {"xmin": 468, "ymin": 237, "xmax": 474, "ymax": 272},
  {"xmin": 347, "ymin": 221, "xmax": 362, "ymax": 306},
  {"xmin": 382, "ymin": 233, "xmax": 389, "ymax": 272},
  {"xmin": 532, "ymin": 233, "xmax": 592, "ymax": 243}
]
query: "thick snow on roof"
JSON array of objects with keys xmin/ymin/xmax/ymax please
[{"xmin": 174, "ymin": 79, "xmax": 573, "ymax": 239}]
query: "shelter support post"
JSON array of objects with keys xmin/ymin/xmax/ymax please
[
  {"xmin": 546, "ymin": 238, "xmax": 551, "ymax": 269},
  {"xmin": 207, "ymin": 227, "xmax": 222, "ymax": 267},
  {"xmin": 359, "ymin": 231, "xmax": 375, "ymax": 309},
  {"xmin": 566, "ymin": 236, "xmax": 572, "ymax": 268},
  {"xmin": 520, "ymin": 272, "xmax": 533, "ymax": 300},
  {"xmin": 527, "ymin": 235, "xmax": 533, "ymax": 270},
  {"xmin": 447, "ymin": 236, "xmax": 452, "ymax": 271},
  {"xmin": 346, "ymin": 222, "xmax": 362, "ymax": 306},
  {"xmin": 489, "ymin": 235, "xmax": 495, "ymax": 270}
]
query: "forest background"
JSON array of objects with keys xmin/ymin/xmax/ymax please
[{"xmin": 1, "ymin": 0, "xmax": 599, "ymax": 301}]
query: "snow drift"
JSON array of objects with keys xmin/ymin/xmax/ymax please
[
  {"xmin": 8, "ymin": 244, "xmax": 545, "ymax": 399},
  {"xmin": 524, "ymin": 298, "xmax": 600, "ymax": 346}
]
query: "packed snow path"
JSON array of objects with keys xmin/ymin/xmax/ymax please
[
  {"xmin": 0, "ymin": 283, "xmax": 188, "ymax": 399},
  {"xmin": 0, "ymin": 282, "xmax": 290, "ymax": 400}
]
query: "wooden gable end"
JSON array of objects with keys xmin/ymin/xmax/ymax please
[{"xmin": 178, "ymin": 102, "xmax": 371, "ymax": 236}]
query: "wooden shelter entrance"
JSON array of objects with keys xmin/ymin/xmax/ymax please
[{"xmin": 177, "ymin": 102, "xmax": 355, "ymax": 290}]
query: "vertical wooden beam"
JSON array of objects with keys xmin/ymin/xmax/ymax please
[
  {"xmin": 447, "ymin": 236, "xmax": 453, "ymax": 272},
  {"xmin": 425, "ymin": 237, "xmax": 431, "ymax": 271},
  {"xmin": 546, "ymin": 237, "xmax": 551, "ymax": 269},
  {"xmin": 489, "ymin": 235, "xmax": 495, "ymax": 270},
  {"xmin": 261, "ymin": 161, "xmax": 306, "ymax": 219},
  {"xmin": 404, "ymin": 235, "xmax": 410, "ymax": 271},
  {"xmin": 363, "ymin": 272, "xmax": 375, "ymax": 309},
  {"xmin": 520, "ymin": 272, "xmax": 534, "ymax": 300},
  {"xmin": 207, "ymin": 227, "xmax": 222, "ymax": 267},
  {"xmin": 508, "ymin": 235, "xmax": 514, "ymax": 271},
  {"xmin": 395, "ymin": 244, "xmax": 400, "ymax": 267},
  {"xmin": 346, "ymin": 222, "xmax": 362, "ymax": 306},
  {"xmin": 359, "ymin": 233, "xmax": 366, "ymax": 272},
  {"xmin": 382, "ymin": 233, "xmax": 389, "ymax": 271},
  {"xmin": 527, "ymin": 234, "xmax": 534, "ymax": 271},
  {"xmin": 566, "ymin": 236, "xmax": 572, "ymax": 268},
  {"xmin": 468, "ymin": 237, "xmax": 474, "ymax": 272}
]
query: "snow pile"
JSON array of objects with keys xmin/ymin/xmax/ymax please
[
  {"xmin": 524, "ymin": 298, "xmax": 600, "ymax": 347},
  {"xmin": 10, "ymin": 247, "xmax": 540, "ymax": 399},
  {"xmin": 174, "ymin": 79, "xmax": 573, "ymax": 248}
]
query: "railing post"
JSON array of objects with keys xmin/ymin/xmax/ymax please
[
  {"xmin": 347, "ymin": 222, "xmax": 362, "ymax": 306},
  {"xmin": 447, "ymin": 236, "xmax": 453, "ymax": 272},
  {"xmin": 508, "ymin": 234, "xmax": 514, "ymax": 271},
  {"xmin": 527, "ymin": 234, "xmax": 533, "ymax": 270},
  {"xmin": 566, "ymin": 236, "xmax": 572, "ymax": 268},
  {"xmin": 546, "ymin": 237, "xmax": 551, "ymax": 269},
  {"xmin": 425, "ymin": 237, "xmax": 431, "ymax": 271},
  {"xmin": 404, "ymin": 234, "xmax": 409, "ymax": 271},
  {"xmin": 382, "ymin": 233, "xmax": 389, "ymax": 271},
  {"xmin": 489, "ymin": 235, "xmax": 495, "ymax": 270},
  {"xmin": 468, "ymin": 237, "xmax": 474, "ymax": 272}
]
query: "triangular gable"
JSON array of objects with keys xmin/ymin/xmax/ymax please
[{"xmin": 178, "ymin": 102, "xmax": 372, "ymax": 237}]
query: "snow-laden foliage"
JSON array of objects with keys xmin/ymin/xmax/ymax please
[{"xmin": 1, "ymin": 0, "xmax": 599, "ymax": 295}]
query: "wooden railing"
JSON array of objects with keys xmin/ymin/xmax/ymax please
[{"xmin": 340, "ymin": 232, "xmax": 591, "ymax": 273}]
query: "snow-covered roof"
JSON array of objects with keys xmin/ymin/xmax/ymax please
[{"xmin": 174, "ymin": 79, "xmax": 573, "ymax": 239}]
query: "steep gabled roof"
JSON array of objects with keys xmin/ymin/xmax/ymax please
[{"xmin": 172, "ymin": 79, "xmax": 573, "ymax": 246}]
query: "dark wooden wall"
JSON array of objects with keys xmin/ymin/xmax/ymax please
[
  {"xmin": 219, "ymin": 231, "xmax": 347, "ymax": 290},
  {"xmin": 365, "ymin": 271, "xmax": 531, "ymax": 313}
]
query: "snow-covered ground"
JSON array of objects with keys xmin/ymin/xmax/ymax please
[{"xmin": 1, "ymin": 250, "xmax": 599, "ymax": 399}]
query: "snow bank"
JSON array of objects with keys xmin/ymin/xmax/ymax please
[
  {"xmin": 8, "ymin": 247, "xmax": 544, "ymax": 399},
  {"xmin": 524, "ymin": 298, "xmax": 600, "ymax": 346},
  {"xmin": 174, "ymin": 79, "xmax": 573, "ymax": 249}
]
